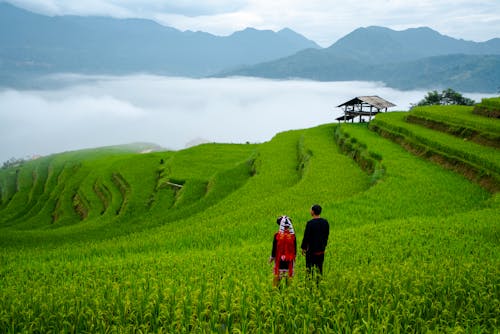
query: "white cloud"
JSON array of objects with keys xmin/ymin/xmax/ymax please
[
  {"xmin": 5, "ymin": 0, "xmax": 247, "ymax": 18},
  {"xmin": 0, "ymin": 74, "xmax": 457, "ymax": 162},
  {"xmin": 1, "ymin": 75, "xmax": 494, "ymax": 162}
]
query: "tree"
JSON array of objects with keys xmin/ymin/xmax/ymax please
[
  {"xmin": 416, "ymin": 88, "xmax": 475, "ymax": 106},
  {"xmin": 1, "ymin": 157, "xmax": 27, "ymax": 169}
]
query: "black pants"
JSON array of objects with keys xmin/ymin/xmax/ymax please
[{"xmin": 306, "ymin": 253, "xmax": 325, "ymax": 275}]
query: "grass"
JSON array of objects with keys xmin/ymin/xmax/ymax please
[
  {"xmin": 0, "ymin": 115, "xmax": 499, "ymax": 332},
  {"xmin": 410, "ymin": 105, "xmax": 500, "ymax": 133},
  {"xmin": 474, "ymin": 96, "xmax": 500, "ymax": 118},
  {"xmin": 407, "ymin": 105, "xmax": 500, "ymax": 147},
  {"xmin": 372, "ymin": 112, "xmax": 500, "ymax": 171},
  {"xmin": 370, "ymin": 111, "xmax": 500, "ymax": 192},
  {"xmin": 333, "ymin": 123, "xmax": 491, "ymax": 226}
]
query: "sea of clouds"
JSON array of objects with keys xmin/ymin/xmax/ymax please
[{"xmin": 0, "ymin": 75, "xmax": 492, "ymax": 163}]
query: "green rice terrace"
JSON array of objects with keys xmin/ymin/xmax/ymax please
[{"xmin": 0, "ymin": 102, "xmax": 499, "ymax": 332}]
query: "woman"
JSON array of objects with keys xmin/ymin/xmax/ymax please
[{"xmin": 269, "ymin": 215, "xmax": 297, "ymax": 287}]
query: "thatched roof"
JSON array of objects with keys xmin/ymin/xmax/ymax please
[{"xmin": 337, "ymin": 96, "xmax": 396, "ymax": 110}]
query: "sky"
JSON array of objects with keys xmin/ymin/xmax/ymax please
[
  {"xmin": 4, "ymin": 0, "xmax": 500, "ymax": 46},
  {"xmin": 0, "ymin": 75, "xmax": 494, "ymax": 163}
]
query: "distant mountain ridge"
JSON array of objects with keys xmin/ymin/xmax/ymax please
[
  {"xmin": 2, "ymin": 2, "xmax": 499, "ymax": 92},
  {"xmin": 0, "ymin": 2, "xmax": 319, "ymax": 86},
  {"xmin": 327, "ymin": 26, "xmax": 500, "ymax": 63},
  {"xmin": 220, "ymin": 26, "xmax": 500, "ymax": 92}
]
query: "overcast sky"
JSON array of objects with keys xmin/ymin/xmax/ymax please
[{"xmin": 4, "ymin": 0, "xmax": 500, "ymax": 46}]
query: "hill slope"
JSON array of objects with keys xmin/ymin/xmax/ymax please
[{"xmin": 0, "ymin": 110, "xmax": 499, "ymax": 332}]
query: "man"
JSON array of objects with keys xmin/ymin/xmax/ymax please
[{"xmin": 301, "ymin": 204, "xmax": 329, "ymax": 276}]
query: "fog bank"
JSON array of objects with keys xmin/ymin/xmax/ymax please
[{"xmin": 0, "ymin": 75, "xmax": 491, "ymax": 163}]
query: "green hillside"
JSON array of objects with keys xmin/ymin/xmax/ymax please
[
  {"xmin": 474, "ymin": 97, "xmax": 500, "ymax": 118},
  {"xmin": 0, "ymin": 108, "xmax": 499, "ymax": 332}
]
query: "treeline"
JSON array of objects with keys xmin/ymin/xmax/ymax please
[
  {"xmin": 2, "ymin": 157, "xmax": 29, "ymax": 169},
  {"xmin": 415, "ymin": 88, "xmax": 476, "ymax": 107}
]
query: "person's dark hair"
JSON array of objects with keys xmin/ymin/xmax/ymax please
[
  {"xmin": 276, "ymin": 217, "xmax": 282, "ymax": 225},
  {"xmin": 311, "ymin": 204, "xmax": 322, "ymax": 215}
]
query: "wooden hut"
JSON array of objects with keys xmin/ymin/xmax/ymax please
[{"xmin": 336, "ymin": 96, "xmax": 396, "ymax": 123}]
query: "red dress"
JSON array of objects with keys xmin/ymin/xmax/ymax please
[{"xmin": 272, "ymin": 231, "xmax": 297, "ymax": 277}]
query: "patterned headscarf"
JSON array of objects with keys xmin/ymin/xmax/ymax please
[{"xmin": 278, "ymin": 215, "xmax": 295, "ymax": 234}]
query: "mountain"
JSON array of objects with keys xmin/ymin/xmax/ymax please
[
  {"xmin": 327, "ymin": 26, "xmax": 500, "ymax": 64},
  {"xmin": 3, "ymin": 3, "xmax": 499, "ymax": 93},
  {"xmin": 0, "ymin": 2, "xmax": 319, "ymax": 86},
  {"xmin": 219, "ymin": 26, "xmax": 500, "ymax": 92},
  {"xmin": 377, "ymin": 54, "xmax": 500, "ymax": 92}
]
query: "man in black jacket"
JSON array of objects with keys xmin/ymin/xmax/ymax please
[{"xmin": 301, "ymin": 204, "xmax": 329, "ymax": 276}]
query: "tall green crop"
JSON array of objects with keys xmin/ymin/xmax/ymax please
[{"xmin": 0, "ymin": 116, "xmax": 498, "ymax": 332}]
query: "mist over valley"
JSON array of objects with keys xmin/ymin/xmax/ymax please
[{"xmin": 1, "ymin": 75, "xmax": 494, "ymax": 163}]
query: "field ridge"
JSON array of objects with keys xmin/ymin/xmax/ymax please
[
  {"xmin": 407, "ymin": 105, "xmax": 500, "ymax": 148},
  {"xmin": 369, "ymin": 110, "xmax": 500, "ymax": 192}
]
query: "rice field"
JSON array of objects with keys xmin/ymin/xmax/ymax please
[{"xmin": 0, "ymin": 112, "xmax": 499, "ymax": 332}]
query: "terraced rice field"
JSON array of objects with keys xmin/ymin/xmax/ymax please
[{"xmin": 0, "ymin": 105, "xmax": 499, "ymax": 332}]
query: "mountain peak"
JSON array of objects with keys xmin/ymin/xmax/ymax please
[
  {"xmin": 345, "ymin": 26, "xmax": 442, "ymax": 39},
  {"xmin": 277, "ymin": 27, "xmax": 296, "ymax": 35},
  {"xmin": 406, "ymin": 26, "xmax": 438, "ymax": 32},
  {"xmin": 360, "ymin": 26, "xmax": 393, "ymax": 32},
  {"xmin": 277, "ymin": 27, "xmax": 320, "ymax": 49},
  {"xmin": 226, "ymin": 27, "xmax": 319, "ymax": 49}
]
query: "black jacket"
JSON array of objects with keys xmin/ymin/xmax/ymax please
[{"xmin": 301, "ymin": 218, "xmax": 329, "ymax": 254}]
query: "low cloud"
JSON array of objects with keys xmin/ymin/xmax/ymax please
[
  {"xmin": 0, "ymin": 75, "xmax": 490, "ymax": 162},
  {"xmin": 5, "ymin": 0, "xmax": 247, "ymax": 19}
]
